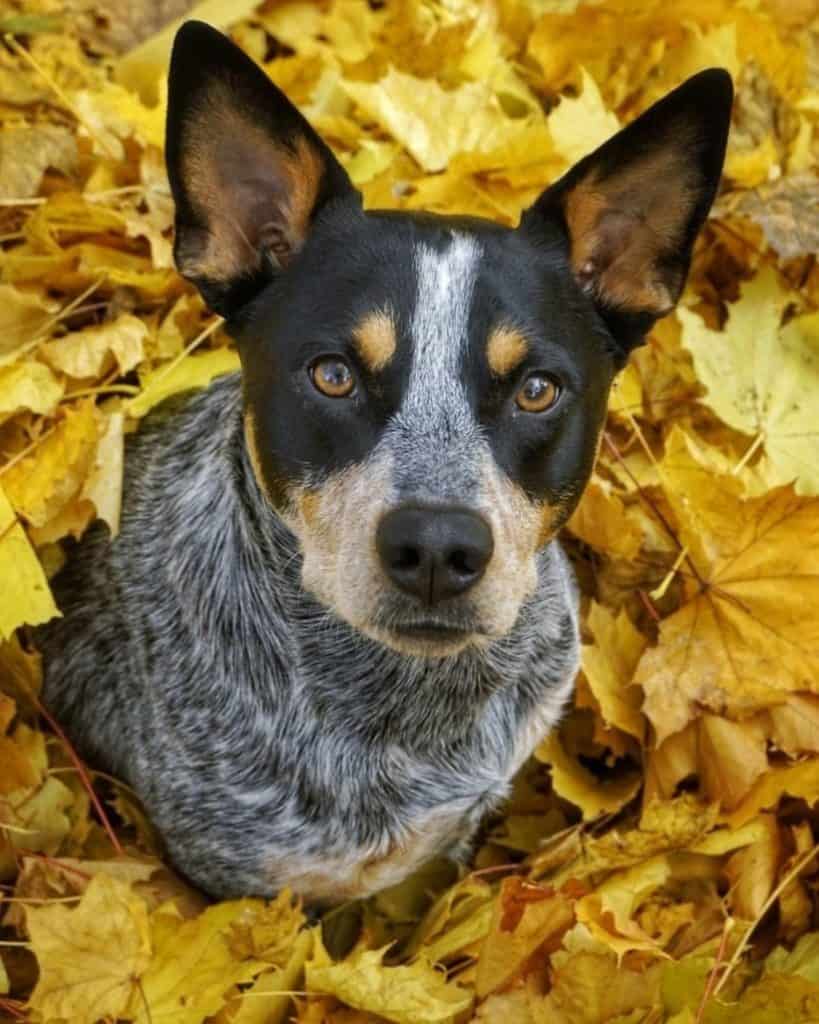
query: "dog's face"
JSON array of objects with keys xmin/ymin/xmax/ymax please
[
  {"xmin": 237, "ymin": 214, "xmax": 612, "ymax": 654},
  {"xmin": 166, "ymin": 23, "xmax": 732, "ymax": 657}
]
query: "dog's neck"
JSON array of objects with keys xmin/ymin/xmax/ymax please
[{"xmin": 176, "ymin": 376, "xmax": 577, "ymax": 755}]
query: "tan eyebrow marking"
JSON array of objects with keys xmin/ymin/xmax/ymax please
[
  {"xmin": 352, "ymin": 309, "xmax": 397, "ymax": 374},
  {"xmin": 487, "ymin": 324, "xmax": 529, "ymax": 378}
]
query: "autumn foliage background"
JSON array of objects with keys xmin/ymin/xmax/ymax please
[{"xmin": 1, "ymin": 0, "xmax": 819, "ymax": 1021}]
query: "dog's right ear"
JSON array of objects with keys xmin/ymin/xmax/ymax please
[{"xmin": 166, "ymin": 21, "xmax": 359, "ymax": 317}]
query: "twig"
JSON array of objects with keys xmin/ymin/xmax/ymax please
[
  {"xmin": 712, "ymin": 842, "xmax": 819, "ymax": 999},
  {"xmin": 32, "ymin": 697, "xmax": 123, "ymax": 856}
]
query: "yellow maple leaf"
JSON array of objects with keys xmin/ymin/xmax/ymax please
[
  {"xmin": 0, "ymin": 695, "xmax": 40, "ymax": 794},
  {"xmin": 576, "ymin": 855, "xmax": 674, "ymax": 957},
  {"xmin": 0, "ymin": 121, "xmax": 77, "ymax": 200},
  {"xmin": 343, "ymin": 68, "xmax": 533, "ymax": 173},
  {"xmin": 3, "ymin": 727, "xmax": 73, "ymax": 857},
  {"xmin": 581, "ymin": 602, "xmax": 646, "ymax": 742},
  {"xmin": 3, "ymin": 400, "xmax": 99, "ymax": 528},
  {"xmin": 214, "ymin": 930, "xmax": 312, "ymax": 1024},
  {"xmin": 0, "ymin": 485, "xmax": 58, "ymax": 639},
  {"xmin": 79, "ymin": 410, "xmax": 124, "ymax": 536},
  {"xmin": 128, "ymin": 345, "xmax": 239, "ymax": 418},
  {"xmin": 532, "ymin": 928, "xmax": 665, "ymax": 1022},
  {"xmin": 724, "ymin": 814, "xmax": 780, "ymax": 920},
  {"xmin": 26, "ymin": 873, "xmax": 151, "ymax": 1024},
  {"xmin": 40, "ymin": 313, "xmax": 148, "ymax": 379},
  {"xmin": 546, "ymin": 67, "xmax": 619, "ymax": 166},
  {"xmin": 227, "ymin": 889, "xmax": 306, "ymax": 967},
  {"xmin": 0, "ymin": 634, "xmax": 42, "ymax": 703},
  {"xmin": 127, "ymin": 900, "xmax": 270, "ymax": 1024},
  {"xmin": 725, "ymin": 758, "xmax": 819, "ymax": 829},
  {"xmin": 576, "ymin": 821, "xmax": 765, "ymax": 959},
  {"xmin": 0, "ymin": 284, "xmax": 57, "ymax": 362},
  {"xmin": 678, "ymin": 267, "xmax": 819, "ymax": 496},
  {"xmin": 71, "ymin": 81, "xmax": 165, "ymax": 160},
  {"xmin": 476, "ymin": 878, "xmax": 573, "ymax": 997},
  {"xmin": 306, "ymin": 935, "xmax": 472, "ymax": 1024},
  {"xmin": 608, "ymin": 362, "xmax": 643, "ymax": 420},
  {"xmin": 546, "ymin": 795, "xmax": 717, "ymax": 889},
  {"xmin": 0, "ymin": 361, "xmax": 63, "ymax": 417},
  {"xmin": 536, "ymin": 731, "xmax": 642, "ymax": 820},
  {"xmin": 765, "ymin": 694, "xmax": 819, "ymax": 756},
  {"xmin": 261, "ymin": 0, "xmax": 379, "ymax": 66},
  {"xmin": 637, "ymin": 434, "xmax": 819, "ymax": 742},
  {"xmin": 697, "ymin": 714, "xmax": 769, "ymax": 810},
  {"xmin": 566, "ymin": 476, "xmax": 645, "ymax": 560}
]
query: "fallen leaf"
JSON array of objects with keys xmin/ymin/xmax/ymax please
[
  {"xmin": 343, "ymin": 69, "xmax": 533, "ymax": 173},
  {"xmin": 0, "ymin": 284, "xmax": 57, "ymax": 361},
  {"xmin": 536, "ymin": 731, "xmax": 642, "ymax": 820},
  {"xmin": 306, "ymin": 936, "xmax": 472, "ymax": 1024},
  {"xmin": 765, "ymin": 931, "xmax": 819, "ymax": 985},
  {"xmin": 476, "ymin": 879, "xmax": 573, "ymax": 997},
  {"xmin": 3, "ymin": 400, "xmax": 99, "ymax": 528},
  {"xmin": 41, "ymin": 314, "xmax": 148, "ymax": 379},
  {"xmin": 0, "ymin": 122, "xmax": 77, "ymax": 200},
  {"xmin": 0, "ymin": 485, "xmax": 59, "ymax": 639},
  {"xmin": 127, "ymin": 900, "xmax": 271, "ymax": 1024},
  {"xmin": 26, "ymin": 873, "xmax": 152, "ymax": 1024},
  {"xmin": 725, "ymin": 758, "xmax": 819, "ymax": 829},
  {"xmin": 581, "ymin": 602, "xmax": 646, "ymax": 742},
  {"xmin": 128, "ymin": 345, "xmax": 238, "ymax": 418},
  {"xmin": 546, "ymin": 68, "xmax": 619, "ymax": 165},
  {"xmin": 636, "ymin": 465, "xmax": 819, "ymax": 742},
  {"xmin": 724, "ymin": 174, "xmax": 819, "ymax": 260},
  {"xmin": 0, "ymin": 361, "xmax": 63, "ymax": 418},
  {"xmin": 679, "ymin": 268, "xmax": 819, "ymax": 496}
]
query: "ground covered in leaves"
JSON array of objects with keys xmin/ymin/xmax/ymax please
[{"xmin": 2, "ymin": 0, "xmax": 819, "ymax": 1021}]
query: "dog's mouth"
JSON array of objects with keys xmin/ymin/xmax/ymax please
[
  {"xmin": 368, "ymin": 612, "xmax": 486, "ymax": 656},
  {"xmin": 390, "ymin": 619, "xmax": 473, "ymax": 644}
]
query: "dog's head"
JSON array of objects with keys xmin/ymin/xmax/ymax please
[{"xmin": 166, "ymin": 22, "xmax": 731, "ymax": 657}]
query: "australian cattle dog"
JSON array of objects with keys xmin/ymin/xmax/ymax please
[{"xmin": 40, "ymin": 22, "xmax": 732, "ymax": 902}]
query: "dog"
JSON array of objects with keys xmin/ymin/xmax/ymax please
[{"xmin": 38, "ymin": 21, "xmax": 732, "ymax": 903}]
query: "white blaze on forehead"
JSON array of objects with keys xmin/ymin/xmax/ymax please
[{"xmin": 403, "ymin": 234, "xmax": 481, "ymax": 425}]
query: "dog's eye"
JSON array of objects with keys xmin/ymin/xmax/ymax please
[
  {"xmin": 310, "ymin": 357, "xmax": 355, "ymax": 398},
  {"xmin": 516, "ymin": 373, "xmax": 561, "ymax": 413}
]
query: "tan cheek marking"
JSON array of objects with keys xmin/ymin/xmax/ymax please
[
  {"xmin": 352, "ymin": 310, "xmax": 397, "ymax": 374},
  {"xmin": 243, "ymin": 410, "xmax": 269, "ymax": 496},
  {"xmin": 298, "ymin": 488, "xmax": 321, "ymax": 529},
  {"xmin": 487, "ymin": 325, "xmax": 528, "ymax": 378}
]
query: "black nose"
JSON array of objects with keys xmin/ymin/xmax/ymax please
[{"xmin": 376, "ymin": 506, "xmax": 494, "ymax": 605}]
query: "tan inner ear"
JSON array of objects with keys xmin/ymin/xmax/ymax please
[
  {"xmin": 180, "ymin": 83, "xmax": 324, "ymax": 286},
  {"xmin": 564, "ymin": 136, "xmax": 700, "ymax": 316}
]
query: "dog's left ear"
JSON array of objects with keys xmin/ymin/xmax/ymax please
[
  {"xmin": 166, "ymin": 21, "xmax": 360, "ymax": 317},
  {"xmin": 521, "ymin": 69, "xmax": 733, "ymax": 361}
]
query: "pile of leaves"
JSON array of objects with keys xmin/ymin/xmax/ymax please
[{"xmin": 2, "ymin": 0, "xmax": 819, "ymax": 1021}]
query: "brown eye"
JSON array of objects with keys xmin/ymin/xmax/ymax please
[
  {"xmin": 516, "ymin": 373, "xmax": 560, "ymax": 413},
  {"xmin": 311, "ymin": 357, "xmax": 355, "ymax": 398}
]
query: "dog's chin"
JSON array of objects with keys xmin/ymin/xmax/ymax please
[{"xmin": 364, "ymin": 620, "xmax": 482, "ymax": 659}]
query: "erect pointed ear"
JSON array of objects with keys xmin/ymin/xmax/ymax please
[
  {"xmin": 165, "ymin": 21, "xmax": 360, "ymax": 317},
  {"xmin": 520, "ymin": 69, "xmax": 733, "ymax": 359}
]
